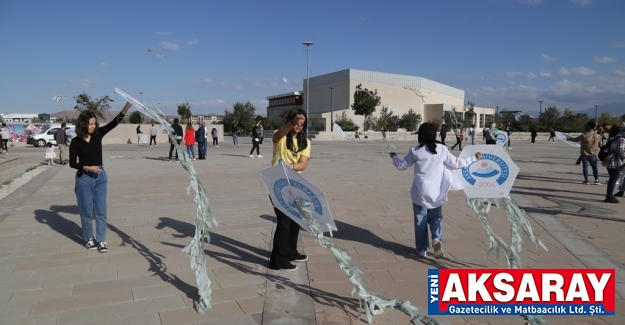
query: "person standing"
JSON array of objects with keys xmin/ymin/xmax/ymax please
[
  {"xmin": 451, "ymin": 124, "xmax": 462, "ymax": 151},
  {"xmin": 530, "ymin": 127, "xmax": 537, "ymax": 144},
  {"xmin": 196, "ymin": 122, "xmax": 206, "ymax": 160},
  {"xmin": 484, "ymin": 124, "xmax": 496, "ymax": 145},
  {"xmin": 169, "ymin": 118, "xmax": 183, "ymax": 162},
  {"xmin": 54, "ymin": 122, "xmax": 68, "ymax": 164},
  {"xmin": 136, "ymin": 125, "xmax": 143, "ymax": 144},
  {"xmin": 382, "ymin": 126, "xmax": 387, "ymax": 141},
  {"xmin": 0, "ymin": 123, "xmax": 9, "ymax": 154},
  {"xmin": 232, "ymin": 123, "xmax": 239, "ymax": 147},
  {"xmin": 149, "ymin": 124, "xmax": 157, "ymax": 147},
  {"xmin": 211, "ymin": 127, "xmax": 219, "ymax": 147},
  {"xmin": 269, "ymin": 108, "xmax": 311, "ymax": 271},
  {"xmin": 44, "ymin": 143, "xmax": 58, "ymax": 166},
  {"xmin": 184, "ymin": 122, "xmax": 196, "ymax": 160},
  {"xmin": 258, "ymin": 123, "xmax": 265, "ymax": 144},
  {"xmin": 439, "ymin": 123, "xmax": 447, "ymax": 146},
  {"xmin": 569, "ymin": 122, "xmax": 602, "ymax": 185},
  {"xmin": 506, "ymin": 125, "xmax": 512, "ymax": 149},
  {"xmin": 249, "ymin": 124, "xmax": 262, "ymax": 158},
  {"xmin": 70, "ymin": 101, "xmax": 133, "ymax": 253},
  {"xmin": 469, "ymin": 124, "xmax": 477, "ymax": 145},
  {"xmin": 548, "ymin": 129, "xmax": 556, "ymax": 143},
  {"xmin": 390, "ymin": 123, "xmax": 482, "ymax": 258},
  {"xmin": 602, "ymin": 124, "xmax": 625, "ymax": 203}
]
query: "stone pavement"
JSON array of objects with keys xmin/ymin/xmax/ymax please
[{"xmin": 0, "ymin": 139, "xmax": 623, "ymax": 325}]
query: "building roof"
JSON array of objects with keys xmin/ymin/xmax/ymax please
[
  {"xmin": 308, "ymin": 69, "xmax": 464, "ymax": 100},
  {"xmin": 266, "ymin": 91, "xmax": 302, "ymax": 100}
]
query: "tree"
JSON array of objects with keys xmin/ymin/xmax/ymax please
[
  {"xmin": 334, "ymin": 111, "xmax": 357, "ymax": 131},
  {"xmin": 129, "ymin": 111, "xmax": 143, "ymax": 124},
  {"xmin": 465, "ymin": 101, "xmax": 476, "ymax": 125},
  {"xmin": 538, "ymin": 106, "xmax": 561, "ymax": 131},
  {"xmin": 177, "ymin": 102, "xmax": 192, "ymax": 122},
  {"xmin": 74, "ymin": 92, "xmax": 113, "ymax": 120},
  {"xmin": 223, "ymin": 101, "xmax": 256, "ymax": 133},
  {"xmin": 376, "ymin": 106, "xmax": 398, "ymax": 131},
  {"xmin": 398, "ymin": 109, "xmax": 422, "ymax": 132},
  {"xmin": 351, "ymin": 84, "xmax": 381, "ymax": 130}
]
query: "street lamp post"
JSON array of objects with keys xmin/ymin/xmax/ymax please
[
  {"xmin": 329, "ymin": 87, "xmax": 334, "ymax": 131},
  {"xmin": 539, "ymin": 100, "xmax": 543, "ymax": 116},
  {"xmin": 594, "ymin": 105, "xmax": 598, "ymax": 123},
  {"xmin": 303, "ymin": 41, "xmax": 313, "ymax": 128}
]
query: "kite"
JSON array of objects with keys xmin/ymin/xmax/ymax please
[
  {"xmin": 53, "ymin": 95, "xmax": 67, "ymax": 102},
  {"xmin": 402, "ymin": 86, "xmax": 426, "ymax": 103},
  {"xmin": 148, "ymin": 48, "xmax": 166, "ymax": 62}
]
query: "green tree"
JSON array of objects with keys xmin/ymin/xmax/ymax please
[
  {"xmin": 376, "ymin": 106, "xmax": 395, "ymax": 131},
  {"xmin": 465, "ymin": 101, "xmax": 476, "ymax": 125},
  {"xmin": 73, "ymin": 92, "xmax": 113, "ymax": 120},
  {"xmin": 335, "ymin": 111, "xmax": 357, "ymax": 131},
  {"xmin": 129, "ymin": 111, "xmax": 143, "ymax": 124},
  {"xmin": 351, "ymin": 84, "xmax": 381, "ymax": 130},
  {"xmin": 223, "ymin": 101, "xmax": 256, "ymax": 133},
  {"xmin": 398, "ymin": 109, "xmax": 422, "ymax": 132},
  {"xmin": 177, "ymin": 102, "xmax": 192, "ymax": 122},
  {"xmin": 538, "ymin": 106, "xmax": 561, "ymax": 131}
]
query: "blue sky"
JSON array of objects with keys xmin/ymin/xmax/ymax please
[{"xmin": 1, "ymin": 0, "xmax": 623, "ymax": 116}]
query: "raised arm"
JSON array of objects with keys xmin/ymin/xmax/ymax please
[
  {"xmin": 273, "ymin": 114, "xmax": 304, "ymax": 143},
  {"xmin": 99, "ymin": 102, "xmax": 132, "ymax": 136},
  {"xmin": 444, "ymin": 150, "xmax": 482, "ymax": 169},
  {"xmin": 390, "ymin": 150, "xmax": 416, "ymax": 171}
]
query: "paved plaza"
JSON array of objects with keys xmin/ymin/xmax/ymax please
[{"xmin": 0, "ymin": 138, "xmax": 624, "ymax": 325}]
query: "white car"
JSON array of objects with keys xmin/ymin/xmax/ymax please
[{"xmin": 28, "ymin": 125, "xmax": 75, "ymax": 147}]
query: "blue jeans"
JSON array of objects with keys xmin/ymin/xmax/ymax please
[
  {"xmin": 619, "ymin": 173, "xmax": 625, "ymax": 192},
  {"xmin": 581, "ymin": 155, "xmax": 599, "ymax": 182},
  {"xmin": 471, "ymin": 138, "xmax": 476, "ymax": 145},
  {"xmin": 203, "ymin": 141, "xmax": 208, "ymax": 157},
  {"xmin": 197, "ymin": 141, "xmax": 205, "ymax": 158},
  {"xmin": 186, "ymin": 145, "xmax": 195, "ymax": 159},
  {"xmin": 232, "ymin": 134, "xmax": 238, "ymax": 146},
  {"xmin": 606, "ymin": 168, "xmax": 620, "ymax": 197},
  {"xmin": 412, "ymin": 203, "xmax": 443, "ymax": 254},
  {"xmin": 75, "ymin": 167, "xmax": 108, "ymax": 242}
]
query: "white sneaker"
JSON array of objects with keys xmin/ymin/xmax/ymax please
[
  {"xmin": 416, "ymin": 251, "xmax": 427, "ymax": 258},
  {"xmin": 249, "ymin": 155, "xmax": 254, "ymax": 158},
  {"xmin": 432, "ymin": 240, "xmax": 444, "ymax": 259},
  {"xmin": 257, "ymin": 155, "xmax": 263, "ymax": 158},
  {"xmin": 216, "ymin": 145, "xmax": 219, "ymax": 147},
  {"xmin": 193, "ymin": 158, "xmax": 197, "ymax": 161}
]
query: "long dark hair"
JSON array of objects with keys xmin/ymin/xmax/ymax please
[
  {"xmin": 417, "ymin": 123, "xmax": 440, "ymax": 154},
  {"xmin": 285, "ymin": 108, "xmax": 308, "ymax": 152},
  {"xmin": 76, "ymin": 111, "xmax": 98, "ymax": 139}
]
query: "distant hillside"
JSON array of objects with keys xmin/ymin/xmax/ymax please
[{"xmin": 522, "ymin": 101, "xmax": 625, "ymax": 119}]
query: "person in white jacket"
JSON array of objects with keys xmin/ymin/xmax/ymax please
[{"xmin": 390, "ymin": 123, "xmax": 482, "ymax": 259}]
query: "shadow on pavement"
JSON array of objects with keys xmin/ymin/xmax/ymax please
[{"xmin": 34, "ymin": 205, "xmax": 83, "ymax": 245}]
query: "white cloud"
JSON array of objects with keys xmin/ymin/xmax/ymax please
[
  {"xmin": 225, "ymin": 82, "xmax": 244, "ymax": 90},
  {"xmin": 203, "ymin": 78, "xmax": 215, "ymax": 84},
  {"xmin": 153, "ymin": 31, "xmax": 172, "ymax": 35},
  {"xmin": 615, "ymin": 42, "xmax": 625, "ymax": 48},
  {"xmin": 614, "ymin": 68, "xmax": 625, "ymax": 76},
  {"xmin": 522, "ymin": 0, "xmax": 544, "ymax": 4},
  {"xmin": 542, "ymin": 54, "xmax": 557, "ymax": 62},
  {"xmin": 65, "ymin": 78, "xmax": 103, "ymax": 87},
  {"xmin": 496, "ymin": 71, "xmax": 535, "ymax": 79},
  {"xmin": 570, "ymin": 0, "xmax": 597, "ymax": 5},
  {"xmin": 540, "ymin": 69, "xmax": 553, "ymax": 77},
  {"xmin": 559, "ymin": 67, "xmax": 596, "ymax": 76},
  {"xmin": 100, "ymin": 62, "xmax": 109, "ymax": 67},
  {"xmin": 361, "ymin": 17, "xmax": 372, "ymax": 23},
  {"xmin": 160, "ymin": 42, "xmax": 180, "ymax": 51},
  {"xmin": 594, "ymin": 56, "xmax": 616, "ymax": 64},
  {"xmin": 187, "ymin": 38, "xmax": 199, "ymax": 45},
  {"xmin": 480, "ymin": 76, "xmax": 486, "ymax": 80}
]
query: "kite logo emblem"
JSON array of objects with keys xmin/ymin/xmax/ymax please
[
  {"xmin": 461, "ymin": 154, "xmax": 509, "ymax": 186},
  {"xmin": 273, "ymin": 178, "xmax": 323, "ymax": 219}
]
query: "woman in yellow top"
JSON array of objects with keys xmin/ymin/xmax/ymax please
[{"xmin": 269, "ymin": 108, "xmax": 311, "ymax": 271}]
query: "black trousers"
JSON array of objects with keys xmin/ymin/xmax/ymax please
[
  {"xmin": 440, "ymin": 136, "xmax": 446, "ymax": 146},
  {"xmin": 531, "ymin": 136, "xmax": 536, "ymax": 143},
  {"xmin": 169, "ymin": 140, "xmax": 181, "ymax": 160},
  {"xmin": 149, "ymin": 135, "xmax": 156, "ymax": 145},
  {"xmin": 269, "ymin": 206, "xmax": 300, "ymax": 269},
  {"xmin": 451, "ymin": 136, "xmax": 462, "ymax": 150},
  {"xmin": 250, "ymin": 141, "xmax": 260, "ymax": 155},
  {"xmin": 486, "ymin": 139, "xmax": 497, "ymax": 145},
  {"xmin": 1, "ymin": 139, "xmax": 7, "ymax": 151}
]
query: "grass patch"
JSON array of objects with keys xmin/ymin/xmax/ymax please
[{"xmin": 25, "ymin": 165, "xmax": 38, "ymax": 173}]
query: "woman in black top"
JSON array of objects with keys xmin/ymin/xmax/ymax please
[
  {"xmin": 249, "ymin": 125, "xmax": 262, "ymax": 158},
  {"xmin": 69, "ymin": 102, "xmax": 132, "ymax": 253}
]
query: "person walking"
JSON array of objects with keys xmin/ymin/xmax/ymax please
[
  {"xmin": 530, "ymin": 127, "xmax": 537, "ymax": 144},
  {"xmin": 70, "ymin": 101, "xmax": 133, "ymax": 253},
  {"xmin": 602, "ymin": 124, "xmax": 625, "ymax": 203},
  {"xmin": 451, "ymin": 124, "xmax": 462, "ymax": 151},
  {"xmin": 439, "ymin": 123, "xmax": 447, "ymax": 146},
  {"xmin": 0, "ymin": 123, "xmax": 9, "ymax": 154},
  {"xmin": 195, "ymin": 122, "xmax": 207, "ymax": 160},
  {"xmin": 149, "ymin": 124, "xmax": 157, "ymax": 147},
  {"xmin": 249, "ymin": 123, "xmax": 262, "ymax": 158},
  {"xmin": 136, "ymin": 125, "xmax": 143, "ymax": 144},
  {"xmin": 54, "ymin": 122, "xmax": 68, "ymax": 164},
  {"xmin": 169, "ymin": 118, "xmax": 183, "ymax": 162},
  {"xmin": 484, "ymin": 124, "xmax": 496, "ymax": 145},
  {"xmin": 269, "ymin": 108, "xmax": 311, "ymax": 272},
  {"xmin": 211, "ymin": 127, "xmax": 219, "ymax": 147},
  {"xmin": 548, "ymin": 129, "xmax": 556, "ymax": 143},
  {"xmin": 232, "ymin": 123, "xmax": 239, "ymax": 147},
  {"xmin": 569, "ymin": 122, "xmax": 603, "ymax": 185},
  {"xmin": 390, "ymin": 123, "xmax": 482, "ymax": 258},
  {"xmin": 184, "ymin": 122, "xmax": 196, "ymax": 160},
  {"xmin": 44, "ymin": 142, "xmax": 58, "ymax": 166},
  {"xmin": 469, "ymin": 124, "xmax": 477, "ymax": 145}
]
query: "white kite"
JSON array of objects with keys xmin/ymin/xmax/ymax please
[
  {"xmin": 555, "ymin": 131, "xmax": 581, "ymax": 147},
  {"xmin": 147, "ymin": 48, "xmax": 166, "ymax": 62},
  {"xmin": 53, "ymin": 95, "xmax": 67, "ymax": 102}
]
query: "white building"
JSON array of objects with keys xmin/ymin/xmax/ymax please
[
  {"xmin": 288, "ymin": 68, "xmax": 494, "ymax": 131},
  {"xmin": 0, "ymin": 113, "xmax": 40, "ymax": 123}
]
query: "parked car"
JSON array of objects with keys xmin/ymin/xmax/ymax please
[{"xmin": 27, "ymin": 125, "xmax": 75, "ymax": 147}]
